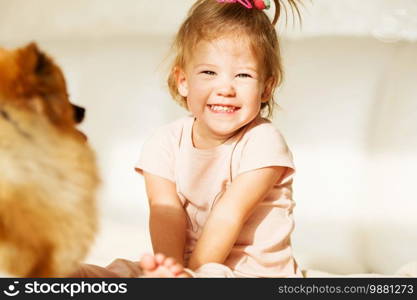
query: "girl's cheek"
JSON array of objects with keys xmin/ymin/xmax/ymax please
[{"xmin": 191, "ymin": 77, "xmax": 207, "ymax": 89}]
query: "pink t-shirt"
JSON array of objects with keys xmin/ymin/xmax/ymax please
[{"xmin": 135, "ymin": 115, "xmax": 301, "ymax": 277}]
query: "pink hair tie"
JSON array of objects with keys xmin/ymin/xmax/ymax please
[
  {"xmin": 253, "ymin": 0, "xmax": 270, "ymax": 10},
  {"xmin": 216, "ymin": 0, "xmax": 271, "ymax": 10}
]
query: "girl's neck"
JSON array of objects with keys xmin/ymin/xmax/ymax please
[
  {"xmin": 192, "ymin": 128, "xmax": 229, "ymax": 150},
  {"xmin": 191, "ymin": 117, "xmax": 254, "ymax": 150}
]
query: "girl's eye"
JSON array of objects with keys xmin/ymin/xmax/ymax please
[
  {"xmin": 201, "ymin": 70, "xmax": 216, "ymax": 76},
  {"xmin": 236, "ymin": 73, "xmax": 252, "ymax": 78}
]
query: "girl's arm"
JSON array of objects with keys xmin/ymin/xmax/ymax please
[
  {"xmin": 144, "ymin": 171, "xmax": 187, "ymax": 265},
  {"xmin": 187, "ymin": 166, "xmax": 286, "ymax": 270}
]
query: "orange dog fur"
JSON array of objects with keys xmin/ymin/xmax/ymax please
[{"xmin": 0, "ymin": 43, "xmax": 99, "ymax": 277}]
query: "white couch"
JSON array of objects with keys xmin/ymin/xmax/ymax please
[
  {"xmin": 278, "ymin": 37, "xmax": 417, "ymax": 275},
  {"xmin": 1, "ymin": 0, "xmax": 416, "ymax": 276}
]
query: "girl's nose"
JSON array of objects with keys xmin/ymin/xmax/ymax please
[{"xmin": 216, "ymin": 78, "xmax": 236, "ymax": 97}]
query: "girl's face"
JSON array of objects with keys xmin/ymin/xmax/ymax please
[{"xmin": 177, "ymin": 37, "xmax": 273, "ymax": 148}]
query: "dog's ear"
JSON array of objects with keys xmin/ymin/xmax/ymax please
[
  {"xmin": 19, "ymin": 43, "xmax": 47, "ymax": 78},
  {"xmin": 27, "ymin": 43, "xmax": 58, "ymax": 79},
  {"xmin": 0, "ymin": 43, "xmax": 49, "ymax": 100},
  {"xmin": 22, "ymin": 43, "xmax": 68, "ymax": 97},
  {"xmin": 17, "ymin": 43, "xmax": 75, "ymax": 129},
  {"xmin": 19, "ymin": 43, "xmax": 65, "ymax": 87}
]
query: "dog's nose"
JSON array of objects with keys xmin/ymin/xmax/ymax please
[{"xmin": 72, "ymin": 104, "xmax": 85, "ymax": 123}]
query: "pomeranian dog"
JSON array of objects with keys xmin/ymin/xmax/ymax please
[{"xmin": 0, "ymin": 43, "xmax": 99, "ymax": 277}]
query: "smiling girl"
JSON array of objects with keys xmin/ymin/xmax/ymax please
[{"xmin": 134, "ymin": 0, "xmax": 304, "ymax": 277}]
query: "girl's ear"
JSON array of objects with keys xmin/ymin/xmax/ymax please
[
  {"xmin": 175, "ymin": 67, "xmax": 188, "ymax": 97},
  {"xmin": 261, "ymin": 76, "xmax": 275, "ymax": 103}
]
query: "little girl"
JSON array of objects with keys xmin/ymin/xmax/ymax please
[
  {"xmin": 71, "ymin": 0, "xmax": 303, "ymax": 278},
  {"xmin": 134, "ymin": 0, "xmax": 303, "ymax": 278}
]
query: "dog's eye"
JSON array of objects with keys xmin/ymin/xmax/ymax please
[{"xmin": 72, "ymin": 104, "xmax": 85, "ymax": 124}]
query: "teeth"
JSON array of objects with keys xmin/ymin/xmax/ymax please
[{"xmin": 210, "ymin": 105, "xmax": 237, "ymax": 112}]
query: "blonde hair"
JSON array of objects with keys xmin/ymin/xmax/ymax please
[{"xmin": 167, "ymin": 0, "xmax": 302, "ymax": 118}]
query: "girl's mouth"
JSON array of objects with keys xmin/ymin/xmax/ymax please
[{"xmin": 207, "ymin": 104, "xmax": 240, "ymax": 113}]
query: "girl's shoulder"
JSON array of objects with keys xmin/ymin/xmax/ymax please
[
  {"xmin": 235, "ymin": 117, "xmax": 295, "ymax": 177},
  {"xmin": 243, "ymin": 117, "xmax": 287, "ymax": 146},
  {"xmin": 147, "ymin": 116, "xmax": 192, "ymax": 144}
]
